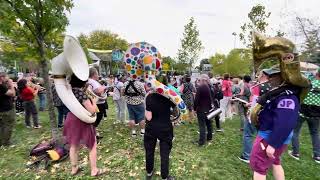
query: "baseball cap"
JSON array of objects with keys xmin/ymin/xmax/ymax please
[{"xmin": 262, "ymin": 67, "xmax": 280, "ymax": 76}]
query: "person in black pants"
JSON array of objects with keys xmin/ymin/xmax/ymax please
[
  {"xmin": 194, "ymin": 74, "xmax": 213, "ymax": 146},
  {"xmin": 208, "ymin": 82, "xmax": 223, "ymax": 132},
  {"xmin": 144, "ymin": 92, "xmax": 175, "ymax": 180}
]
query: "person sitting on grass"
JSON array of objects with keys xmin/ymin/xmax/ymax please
[
  {"xmin": 144, "ymin": 84, "xmax": 176, "ymax": 180},
  {"xmin": 63, "ymin": 74, "xmax": 106, "ymax": 176},
  {"xmin": 17, "ymin": 78, "xmax": 41, "ymax": 129}
]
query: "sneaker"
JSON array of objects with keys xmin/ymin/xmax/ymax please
[
  {"xmin": 313, "ymin": 156, "xmax": 320, "ymax": 164},
  {"xmin": 33, "ymin": 125, "xmax": 42, "ymax": 129},
  {"xmin": 288, "ymin": 150, "xmax": 300, "ymax": 160},
  {"xmin": 58, "ymin": 125, "xmax": 64, "ymax": 129},
  {"xmin": 216, "ymin": 129, "xmax": 224, "ymax": 132},
  {"xmin": 140, "ymin": 129, "xmax": 145, "ymax": 137},
  {"xmin": 140, "ymin": 132, "xmax": 145, "ymax": 137},
  {"xmin": 163, "ymin": 175, "xmax": 175, "ymax": 180},
  {"xmin": 146, "ymin": 171, "xmax": 153, "ymax": 180},
  {"xmin": 26, "ymin": 125, "xmax": 32, "ymax": 129},
  {"xmin": 131, "ymin": 130, "xmax": 137, "ymax": 138},
  {"xmin": 238, "ymin": 155, "xmax": 250, "ymax": 164}
]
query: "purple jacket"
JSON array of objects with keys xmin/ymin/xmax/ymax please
[{"xmin": 258, "ymin": 94, "xmax": 300, "ymax": 148}]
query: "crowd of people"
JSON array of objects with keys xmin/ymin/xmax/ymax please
[{"xmin": 0, "ymin": 65, "xmax": 319, "ymax": 179}]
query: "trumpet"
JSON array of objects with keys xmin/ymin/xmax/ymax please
[{"xmin": 27, "ymin": 81, "xmax": 41, "ymax": 90}]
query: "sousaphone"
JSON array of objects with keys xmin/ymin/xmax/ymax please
[{"xmin": 51, "ymin": 36, "xmax": 96, "ymax": 123}]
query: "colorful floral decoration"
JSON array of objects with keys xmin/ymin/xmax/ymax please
[{"xmin": 124, "ymin": 42, "xmax": 187, "ymax": 117}]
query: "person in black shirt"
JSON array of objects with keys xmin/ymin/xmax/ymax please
[
  {"xmin": 144, "ymin": 91, "xmax": 175, "ymax": 180},
  {"xmin": 0, "ymin": 72, "xmax": 16, "ymax": 146}
]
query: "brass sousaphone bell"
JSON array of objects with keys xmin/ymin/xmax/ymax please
[{"xmin": 250, "ymin": 32, "xmax": 311, "ymax": 126}]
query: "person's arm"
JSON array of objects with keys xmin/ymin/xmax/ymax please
[
  {"xmin": 265, "ymin": 96, "xmax": 299, "ymax": 148},
  {"xmin": 82, "ymin": 99, "xmax": 98, "ymax": 114},
  {"xmin": 193, "ymin": 86, "xmax": 202, "ymax": 111},
  {"xmin": 145, "ymin": 95, "xmax": 152, "ymax": 121},
  {"xmin": 94, "ymin": 85, "xmax": 107, "ymax": 95},
  {"xmin": 179, "ymin": 84, "xmax": 184, "ymax": 94},
  {"xmin": 237, "ymin": 83, "xmax": 245, "ymax": 96},
  {"xmin": 140, "ymin": 83, "xmax": 146, "ymax": 97},
  {"xmin": 33, "ymin": 87, "xmax": 39, "ymax": 96},
  {"xmin": 4, "ymin": 79, "xmax": 15, "ymax": 97}
]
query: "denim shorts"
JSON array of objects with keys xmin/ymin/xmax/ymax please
[{"xmin": 127, "ymin": 103, "xmax": 145, "ymax": 123}]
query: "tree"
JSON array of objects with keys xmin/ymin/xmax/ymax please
[
  {"xmin": 177, "ymin": 17, "xmax": 203, "ymax": 73},
  {"xmin": 78, "ymin": 30, "xmax": 129, "ymax": 75},
  {"xmin": 294, "ymin": 16, "xmax": 320, "ymax": 64},
  {"xmin": 161, "ymin": 56, "xmax": 176, "ymax": 71},
  {"xmin": 239, "ymin": 4, "xmax": 271, "ymax": 47},
  {"xmin": 0, "ymin": 0, "xmax": 73, "ymax": 141},
  {"xmin": 209, "ymin": 49, "xmax": 251, "ymax": 77},
  {"xmin": 78, "ymin": 30, "xmax": 128, "ymax": 51}
]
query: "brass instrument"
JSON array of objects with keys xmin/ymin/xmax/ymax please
[{"xmin": 250, "ymin": 32, "xmax": 311, "ymax": 126}]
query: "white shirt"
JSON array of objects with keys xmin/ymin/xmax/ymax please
[
  {"xmin": 88, "ymin": 78, "xmax": 105, "ymax": 104},
  {"xmin": 113, "ymin": 81, "xmax": 124, "ymax": 101}
]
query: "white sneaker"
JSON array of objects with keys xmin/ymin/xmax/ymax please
[
  {"xmin": 288, "ymin": 150, "xmax": 300, "ymax": 160},
  {"xmin": 34, "ymin": 125, "xmax": 42, "ymax": 129},
  {"xmin": 313, "ymin": 156, "xmax": 320, "ymax": 164},
  {"xmin": 131, "ymin": 130, "xmax": 137, "ymax": 137}
]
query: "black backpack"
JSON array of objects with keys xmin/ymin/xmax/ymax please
[
  {"xmin": 124, "ymin": 80, "xmax": 141, "ymax": 97},
  {"xmin": 208, "ymin": 84, "xmax": 222, "ymax": 108},
  {"xmin": 210, "ymin": 83, "xmax": 223, "ymax": 100}
]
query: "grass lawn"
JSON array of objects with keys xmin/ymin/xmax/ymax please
[{"xmin": 0, "ymin": 98, "xmax": 319, "ymax": 180}]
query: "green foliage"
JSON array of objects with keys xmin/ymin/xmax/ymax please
[
  {"xmin": 295, "ymin": 17, "xmax": 320, "ymax": 64},
  {"xmin": 78, "ymin": 30, "xmax": 129, "ymax": 72},
  {"xmin": 0, "ymin": 0, "xmax": 72, "ymax": 58},
  {"xmin": 161, "ymin": 56, "xmax": 176, "ymax": 71},
  {"xmin": 239, "ymin": 4, "xmax": 271, "ymax": 47},
  {"xmin": 78, "ymin": 30, "xmax": 128, "ymax": 51},
  {"xmin": 177, "ymin": 17, "xmax": 203, "ymax": 72},
  {"xmin": 0, "ymin": 0, "xmax": 74, "ymax": 141},
  {"xmin": 209, "ymin": 49, "xmax": 252, "ymax": 76}
]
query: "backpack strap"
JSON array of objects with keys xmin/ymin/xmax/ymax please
[
  {"xmin": 257, "ymin": 85, "xmax": 300, "ymax": 106},
  {"xmin": 124, "ymin": 80, "xmax": 141, "ymax": 97}
]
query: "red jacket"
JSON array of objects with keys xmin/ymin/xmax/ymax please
[{"xmin": 20, "ymin": 87, "xmax": 35, "ymax": 101}]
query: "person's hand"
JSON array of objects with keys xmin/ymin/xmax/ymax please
[
  {"xmin": 108, "ymin": 92, "xmax": 114, "ymax": 96},
  {"xmin": 91, "ymin": 96, "xmax": 98, "ymax": 104},
  {"xmin": 245, "ymin": 102, "xmax": 251, "ymax": 107},
  {"xmin": 7, "ymin": 79, "xmax": 13, "ymax": 88},
  {"xmin": 266, "ymin": 145, "xmax": 275, "ymax": 159}
]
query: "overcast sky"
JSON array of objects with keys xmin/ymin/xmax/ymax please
[{"xmin": 66, "ymin": 0, "xmax": 320, "ymax": 62}]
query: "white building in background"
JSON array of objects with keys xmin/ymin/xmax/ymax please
[{"xmin": 203, "ymin": 64, "xmax": 212, "ymax": 72}]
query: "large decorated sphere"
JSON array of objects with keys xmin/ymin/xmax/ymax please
[{"xmin": 124, "ymin": 42, "xmax": 162, "ymax": 80}]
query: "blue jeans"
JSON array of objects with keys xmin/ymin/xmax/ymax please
[
  {"xmin": 127, "ymin": 103, "xmax": 145, "ymax": 123},
  {"xmin": 115, "ymin": 99, "xmax": 125, "ymax": 122},
  {"xmin": 38, "ymin": 93, "xmax": 46, "ymax": 111},
  {"xmin": 56, "ymin": 105, "xmax": 69, "ymax": 127},
  {"xmin": 292, "ymin": 115, "xmax": 320, "ymax": 157},
  {"xmin": 241, "ymin": 119, "xmax": 256, "ymax": 160}
]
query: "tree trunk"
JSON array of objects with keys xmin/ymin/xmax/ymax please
[{"xmin": 38, "ymin": 38, "xmax": 59, "ymax": 141}]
